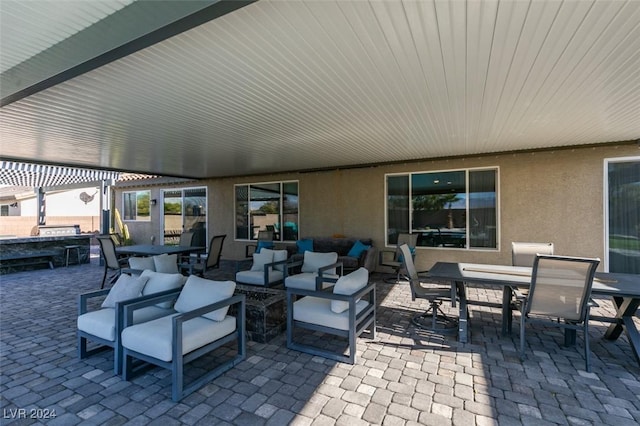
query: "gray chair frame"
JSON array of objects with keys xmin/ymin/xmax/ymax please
[
  {"xmin": 399, "ymin": 244, "xmax": 456, "ymax": 333},
  {"xmin": 122, "ymin": 293, "xmax": 246, "ymax": 402},
  {"xmin": 180, "ymin": 234, "xmax": 226, "ymax": 276},
  {"xmin": 379, "ymin": 233, "xmax": 418, "ymax": 283},
  {"xmin": 515, "ymin": 254, "xmax": 599, "ymax": 372},
  {"xmin": 286, "ymin": 277, "xmax": 376, "ymax": 364},
  {"xmin": 96, "ymin": 235, "xmax": 132, "ymax": 288},
  {"xmin": 77, "ymin": 287, "xmax": 181, "ymax": 374}
]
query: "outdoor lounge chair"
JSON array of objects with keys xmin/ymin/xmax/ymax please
[
  {"xmin": 284, "ymin": 251, "xmax": 341, "ymax": 291},
  {"xmin": 514, "ymin": 254, "xmax": 599, "ymax": 372},
  {"xmin": 236, "ymin": 248, "xmax": 288, "ymax": 287},
  {"xmin": 77, "ymin": 270, "xmax": 186, "ymax": 374},
  {"xmin": 400, "ymin": 244, "xmax": 456, "ymax": 333},
  {"xmin": 286, "ymin": 267, "xmax": 376, "ymax": 364},
  {"xmin": 121, "ymin": 276, "xmax": 246, "ymax": 401}
]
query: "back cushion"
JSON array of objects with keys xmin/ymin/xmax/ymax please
[
  {"xmin": 174, "ymin": 276, "xmax": 236, "ymax": 321},
  {"xmin": 260, "ymin": 248, "xmax": 288, "ymax": 272},
  {"xmin": 128, "ymin": 256, "xmax": 155, "ymax": 271},
  {"xmin": 153, "ymin": 253, "xmax": 179, "ymax": 273},
  {"xmin": 331, "ymin": 267, "xmax": 369, "ymax": 313},
  {"xmin": 101, "ymin": 274, "xmax": 149, "ymax": 309},
  {"xmin": 141, "ymin": 270, "xmax": 186, "ymax": 308},
  {"xmin": 301, "ymin": 251, "xmax": 338, "ymax": 274},
  {"xmin": 250, "ymin": 251, "xmax": 274, "ymax": 272}
]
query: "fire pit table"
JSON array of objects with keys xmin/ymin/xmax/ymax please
[{"xmin": 231, "ymin": 284, "xmax": 286, "ymax": 343}]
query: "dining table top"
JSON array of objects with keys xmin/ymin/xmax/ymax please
[{"xmin": 115, "ymin": 244, "xmax": 205, "ymax": 257}]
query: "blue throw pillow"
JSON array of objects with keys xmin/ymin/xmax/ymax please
[
  {"xmin": 296, "ymin": 239, "xmax": 313, "ymax": 254},
  {"xmin": 256, "ymin": 241, "xmax": 274, "ymax": 253},
  {"xmin": 347, "ymin": 240, "xmax": 371, "ymax": 257}
]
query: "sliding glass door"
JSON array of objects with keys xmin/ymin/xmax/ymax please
[
  {"xmin": 605, "ymin": 157, "xmax": 640, "ymax": 273},
  {"xmin": 162, "ymin": 187, "xmax": 207, "ymax": 247}
]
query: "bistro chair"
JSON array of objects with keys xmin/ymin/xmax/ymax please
[
  {"xmin": 179, "ymin": 234, "xmax": 226, "ymax": 276},
  {"xmin": 379, "ymin": 233, "xmax": 418, "ymax": 283},
  {"xmin": 400, "ymin": 244, "xmax": 456, "ymax": 333},
  {"xmin": 514, "ymin": 254, "xmax": 600, "ymax": 372},
  {"xmin": 96, "ymin": 235, "xmax": 131, "ymax": 289}
]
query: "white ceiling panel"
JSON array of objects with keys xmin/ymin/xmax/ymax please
[{"xmin": 1, "ymin": 0, "xmax": 639, "ymax": 179}]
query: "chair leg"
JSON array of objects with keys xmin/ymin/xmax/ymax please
[
  {"xmin": 78, "ymin": 335, "xmax": 87, "ymax": 359},
  {"xmin": 520, "ymin": 316, "xmax": 526, "ymax": 360},
  {"xmin": 101, "ymin": 267, "xmax": 107, "ymax": 289}
]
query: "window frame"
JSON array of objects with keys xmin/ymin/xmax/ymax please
[
  {"xmin": 234, "ymin": 180, "xmax": 299, "ymax": 242},
  {"xmin": 384, "ymin": 166, "xmax": 500, "ymax": 251},
  {"xmin": 122, "ymin": 190, "xmax": 151, "ymax": 222}
]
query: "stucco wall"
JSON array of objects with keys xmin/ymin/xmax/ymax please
[{"xmin": 116, "ymin": 143, "xmax": 638, "ymax": 272}]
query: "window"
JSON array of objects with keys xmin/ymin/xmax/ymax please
[
  {"xmin": 605, "ymin": 157, "xmax": 640, "ymax": 273},
  {"xmin": 235, "ymin": 181, "xmax": 299, "ymax": 241},
  {"xmin": 162, "ymin": 187, "xmax": 207, "ymax": 246},
  {"xmin": 122, "ymin": 191, "xmax": 150, "ymax": 221},
  {"xmin": 1, "ymin": 205, "xmax": 8, "ymax": 216},
  {"xmin": 386, "ymin": 168, "xmax": 498, "ymax": 249}
]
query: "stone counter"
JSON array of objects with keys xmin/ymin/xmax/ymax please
[{"xmin": 0, "ymin": 235, "xmax": 92, "ymax": 272}]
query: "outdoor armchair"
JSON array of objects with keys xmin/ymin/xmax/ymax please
[
  {"xmin": 121, "ymin": 276, "xmax": 246, "ymax": 401},
  {"xmin": 286, "ymin": 267, "xmax": 376, "ymax": 364},
  {"xmin": 236, "ymin": 248, "xmax": 288, "ymax": 287},
  {"xmin": 514, "ymin": 254, "xmax": 600, "ymax": 372},
  {"xmin": 284, "ymin": 251, "xmax": 342, "ymax": 291}
]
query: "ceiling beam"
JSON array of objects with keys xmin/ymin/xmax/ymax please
[{"xmin": 1, "ymin": 0, "xmax": 255, "ymax": 106}]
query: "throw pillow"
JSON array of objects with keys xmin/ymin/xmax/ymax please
[
  {"xmin": 153, "ymin": 253, "xmax": 179, "ymax": 274},
  {"xmin": 250, "ymin": 251, "xmax": 274, "ymax": 272},
  {"xmin": 174, "ymin": 276, "xmax": 236, "ymax": 321},
  {"xmin": 128, "ymin": 256, "xmax": 155, "ymax": 271},
  {"xmin": 347, "ymin": 240, "xmax": 371, "ymax": 258},
  {"xmin": 256, "ymin": 241, "xmax": 274, "ymax": 253},
  {"xmin": 301, "ymin": 251, "xmax": 338, "ymax": 274},
  {"xmin": 140, "ymin": 270, "xmax": 186, "ymax": 308},
  {"xmin": 296, "ymin": 239, "xmax": 313, "ymax": 254},
  {"xmin": 331, "ymin": 267, "xmax": 369, "ymax": 313},
  {"xmin": 101, "ymin": 274, "xmax": 149, "ymax": 309}
]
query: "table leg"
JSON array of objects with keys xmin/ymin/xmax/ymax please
[
  {"xmin": 604, "ymin": 297, "xmax": 640, "ymax": 365},
  {"xmin": 456, "ymin": 280, "xmax": 468, "ymax": 343},
  {"xmin": 502, "ymin": 287, "xmax": 513, "ymax": 336}
]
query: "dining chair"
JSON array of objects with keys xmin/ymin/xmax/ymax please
[
  {"xmin": 399, "ymin": 244, "xmax": 456, "ymax": 333},
  {"xmin": 379, "ymin": 233, "xmax": 418, "ymax": 283},
  {"xmin": 515, "ymin": 254, "xmax": 600, "ymax": 372},
  {"xmin": 96, "ymin": 235, "xmax": 131, "ymax": 289},
  {"xmin": 178, "ymin": 231, "xmax": 195, "ymax": 247},
  {"xmin": 504, "ymin": 242, "xmax": 555, "ymax": 334},
  {"xmin": 180, "ymin": 234, "xmax": 226, "ymax": 276}
]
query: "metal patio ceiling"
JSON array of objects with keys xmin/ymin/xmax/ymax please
[{"xmin": 1, "ymin": 0, "xmax": 639, "ymax": 179}]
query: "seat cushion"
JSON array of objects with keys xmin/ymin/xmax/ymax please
[
  {"xmin": 301, "ymin": 251, "xmax": 338, "ymax": 274},
  {"xmin": 121, "ymin": 314, "xmax": 237, "ymax": 362},
  {"xmin": 174, "ymin": 276, "xmax": 235, "ymax": 321},
  {"xmin": 128, "ymin": 256, "xmax": 155, "ymax": 271},
  {"xmin": 101, "ymin": 274, "xmax": 149, "ymax": 308},
  {"xmin": 77, "ymin": 306, "xmax": 171, "ymax": 342},
  {"xmin": 332, "ymin": 267, "xmax": 369, "ymax": 313},
  {"xmin": 293, "ymin": 297, "xmax": 369, "ymax": 331},
  {"xmin": 153, "ymin": 253, "xmax": 179, "ymax": 274},
  {"xmin": 285, "ymin": 272, "xmax": 337, "ymax": 291},
  {"xmin": 236, "ymin": 270, "xmax": 284, "ymax": 286},
  {"xmin": 140, "ymin": 270, "xmax": 187, "ymax": 308}
]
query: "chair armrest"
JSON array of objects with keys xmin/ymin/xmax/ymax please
[
  {"xmin": 286, "ymin": 259, "xmax": 303, "ymax": 271},
  {"xmin": 319, "ymin": 262, "xmax": 343, "ymax": 277},
  {"xmin": 234, "ymin": 258, "xmax": 253, "ymax": 273},
  {"xmin": 121, "ymin": 289, "xmax": 183, "ymax": 327},
  {"xmin": 264, "ymin": 259, "xmax": 289, "ymax": 281},
  {"xmin": 173, "ymin": 294, "xmax": 245, "ymax": 323},
  {"xmin": 78, "ymin": 288, "xmax": 111, "ymax": 315}
]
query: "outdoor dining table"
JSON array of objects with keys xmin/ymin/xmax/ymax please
[
  {"xmin": 115, "ymin": 244, "xmax": 205, "ymax": 257},
  {"xmin": 426, "ymin": 262, "xmax": 640, "ymax": 366}
]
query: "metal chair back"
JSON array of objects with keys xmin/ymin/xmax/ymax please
[
  {"xmin": 97, "ymin": 235, "xmax": 121, "ymax": 270},
  {"xmin": 206, "ymin": 235, "xmax": 226, "ymax": 269},
  {"xmin": 512, "ymin": 242, "xmax": 554, "ymax": 267},
  {"xmin": 178, "ymin": 231, "xmax": 195, "ymax": 246}
]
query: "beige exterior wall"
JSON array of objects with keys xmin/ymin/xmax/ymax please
[{"xmin": 115, "ymin": 143, "xmax": 638, "ymax": 272}]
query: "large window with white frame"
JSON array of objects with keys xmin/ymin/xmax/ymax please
[
  {"xmin": 235, "ymin": 181, "xmax": 299, "ymax": 241},
  {"xmin": 122, "ymin": 190, "xmax": 150, "ymax": 221},
  {"xmin": 605, "ymin": 157, "xmax": 639, "ymax": 273},
  {"xmin": 386, "ymin": 168, "xmax": 498, "ymax": 249}
]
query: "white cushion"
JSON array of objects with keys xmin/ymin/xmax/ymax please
[
  {"xmin": 153, "ymin": 253, "xmax": 179, "ymax": 274},
  {"xmin": 250, "ymin": 251, "xmax": 273, "ymax": 272},
  {"xmin": 293, "ymin": 296, "xmax": 369, "ymax": 331},
  {"xmin": 284, "ymin": 272, "xmax": 338, "ymax": 291},
  {"xmin": 140, "ymin": 270, "xmax": 187, "ymax": 308},
  {"xmin": 236, "ymin": 270, "xmax": 284, "ymax": 286},
  {"xmin": 101, "ymin": 274, "xmax": 149, "ymax": 308},
  {"xmin": 331, "ymin": 267, "xmax": 369, "ymax": 313},
  {"xmin": 121, "ymin": 314, "xmax": 237, "ymax": 362},
  {"xmin": 77, "ymin": 306, "xmax": 171, "ymax": 342},
  {"xmin": 301, "ymin": 251, "xmax": 338, "ymax": 274},
  {"xmin": 128, "ymin": 256, "xmax": 155, "ymax": 271},
  {"xmin": 174, "ymin": 276, "xmax": 236, "ymax": 321},
  {"xmin": 261, "ymin": 248, "xmax": 288, "ymax": 272}
]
